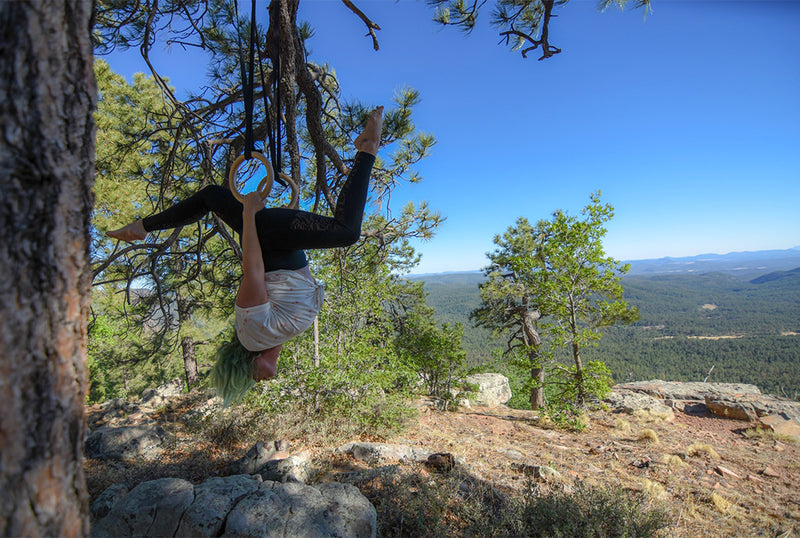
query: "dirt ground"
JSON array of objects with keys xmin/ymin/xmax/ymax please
[
  {"xmin": 85, "ymin": 396, "xmax": 800, "ymax": 537},
  {"xmin": 375, "ymin": 401, "xmax": 800, "ymax": 537}
]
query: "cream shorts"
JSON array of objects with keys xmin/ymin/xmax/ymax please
[{"xmin": 234, "ymin": 269, "xmax": 325, "ymax": 351}]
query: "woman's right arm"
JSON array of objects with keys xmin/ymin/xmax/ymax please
[{"xmin": 235, "ymin": 193, "xmax": 269, "ymax": 308}]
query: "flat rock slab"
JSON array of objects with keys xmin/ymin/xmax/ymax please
[
  {"xmin": 91, "ymin": 475, "xmax": 377, "ymax": 538},
  {"xmin": 613, "ymin": 380, "xmax": 762, "ymax": 401},
  {"xmin": 84, "ymin": 424, "xmax": 167, "ymax": 461},
  {"xmin": 759, "ymin": 414, "xmax": 800, "ymax": 441},
  {"xmin": 611, "ymin": 380, "xmax": 800, "ymax": 426},
  {"xmin": 604, "ymin": 391, "xmax": 674, "ymax": 419},
  {"xmin": 337, "ymin": 442, "xmax": 432, "ymax": 464}
]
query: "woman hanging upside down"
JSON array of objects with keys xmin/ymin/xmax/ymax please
[{"xmin": 108, "ymin": 106, "xmax": 383, "ymax": 404}]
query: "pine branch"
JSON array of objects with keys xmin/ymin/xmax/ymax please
[{"xmin": 341, "ymin": 0, "xmax": 382, "ymax": 51}]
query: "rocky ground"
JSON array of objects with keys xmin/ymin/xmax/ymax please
[
  {"xmin": 84, "ymin": 380, "xmax": 800, "ymax": 537},
  {"xmin": 390, "ymin": 400, "xmax": 799, "ymax": 536}
]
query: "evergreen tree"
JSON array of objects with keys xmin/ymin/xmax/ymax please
[
  {"xmin": 91, "ymin": 14, "xmax": 441, "ymax": 400},
  {"xmin": 92, "ymin": 59, "xmax": 234, "ymax": 395},
  {"xmin": 475, "ymin": 192, "xmax": 638, "ymax": 409},
  {"xmin": 0, "ymin": 1, "xmax": 94, "ymax": 533},
  {"xmin": 472, "ymin": 218, "xmax": 548, "ymax": 409},
  {"xmin": 534, "ymin": 192, "xmax": 638, "ymax": 406},
  {"xmin": 430, "ymin": 0, "xmax": 652, "ymax": 60}
]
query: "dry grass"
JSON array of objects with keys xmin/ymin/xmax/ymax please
[
  {"xmin": 613, "ymin": 418, "xmax": 631, "ymax": 434},
  {"xmin": 662, "ymin": 454, "xmax": 690, "ymax": 469},
  {"xmin": 85, "ymin": 391, "xmax": 800, "ymax": 538},
  {"xmin": 687, "ymin": 442, "xmax": 720, "ymax": 460},
  {"xmin": 634, "ymin": 408, "xmax": 675, "ymax": 423},
  {"xmin": 638, "ymin": 428, "xmax": 660, "ymax": 444},
  {"xmin": 741, "ymin": 426, "xmax": 799, "ymax": 444},
  {"xmin": 710, "ymin": 491, "xmax": 732, "ymax": 513},
  {"xmin": 642, "ymin": 478, "xmax": 668, "ymax": 500}
]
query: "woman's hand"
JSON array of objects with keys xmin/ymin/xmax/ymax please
[{"xmin": 243, "ymin": 191, "xmax": 266, "ymax": 215}]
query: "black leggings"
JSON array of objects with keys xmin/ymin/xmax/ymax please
[{"xmin": 142, "ymin": 152, "xmax": 375, "ymax": 272}]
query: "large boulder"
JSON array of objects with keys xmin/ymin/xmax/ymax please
[
  {"xmin": 705, "ymin": 393, "xmax": 800, "ymax": 423},
  {"xmin": 91, "ymin": 478, "xmax": 195, "ymax": 537},
  {"xmin": 91, "ymin": 475, "xmax": 377, "ymax": 538},
  {"xmin": 465, "ymin": 373, "xmax": 512, "ymax": 406},
  {"xmin": 176, "ymin": 475, "xmax": 262, "ymax": 537},
  {"xmin": 225, "ymin": 441, "xmax": 281, "ymax": 476},
  {"xmin": 224, "ymin": 481, "xmax": 376, "ymax": 538},
  {"xmin": 758, "ymin": 414, "xmax": 800, "ymax": 441},
  {"xmin": 258, "ymin": 451, "xmax": 313, "ymax": 484}
]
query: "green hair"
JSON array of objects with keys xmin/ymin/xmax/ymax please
[{"xmin": 211, "ymin": 335, "xmax": 260, "ymax": 407}]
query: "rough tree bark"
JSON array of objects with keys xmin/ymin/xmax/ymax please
[
  {"xmin": 522, "ymin": 308, "xmax": 544, "ymax": 410},
  {"xmin": 0, "ymin": 1, "xmax": 95, "ymax": 536},
  {"xmin": 181, "ymin": 336, "xmax": 199, "ymax": 388},
  {"xmin": 176, "ymin": 293, "xmax": 199, "ymax": 388}
]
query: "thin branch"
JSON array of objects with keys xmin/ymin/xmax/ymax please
[{"xmin": 341, "ymin": 0, "xmax": 382, "ymax": 51}]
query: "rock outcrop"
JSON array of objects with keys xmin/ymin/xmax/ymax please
[
  {"xmin": 84, "ymin": 424, "xmax": 168, "ymax": 461},
  {"xmin": 465, "ymin": 373, "xmax": 512, "ymax": 406},
  {"xmin": 139, "ymin": 378, "xmax": 185, "ymax": 410},
  {"xmin": 336, "ymin": 442, "xmax": 433, "ymax": 464},
  {"xmin": 603, "ymin": 390, "xmax": 675, "ymax": 420},
  {"xmin": 608, "ymin": 380, "xmax": 800, "ymax": 440},
  {"xmin": 91, "ymin": 475, "xmax": 377, "ymax": 538}
]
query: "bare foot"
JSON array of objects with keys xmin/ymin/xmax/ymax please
[
  {"xmin": 107, "ymin": 219, "xmax": 147, "ymax": 242},
  {"xmin": 354, "ymin": 106, "xmax": 383, "ymax": 156}
]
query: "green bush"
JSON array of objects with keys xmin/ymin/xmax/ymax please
[
  {"xmin": 395, "ymin": 310, "xmax": 467, "ymax": 407},
  {"xmin": 236, "ymin": 337, "xmax": 417, "ymax": 443}
]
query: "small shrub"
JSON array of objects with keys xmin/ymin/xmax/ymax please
[
  {"xmin": 634, "ymin": 408, "xmax": 674, "ymax": 423},
  {"xmin": 188, "ymin": 405, "xmax": 273, "ymax": 452},
  {"xmin": 544, "ymin": 403, "xmax": 590, "ymax": 432},
  {"xmin": 363, "ymin": 472, "xmax": 671, "ymax": 537},
  {"xmin": 741, "ymin": 426, "xmax": 798, "ymax": 444}
]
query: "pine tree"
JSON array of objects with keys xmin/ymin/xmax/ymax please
[
  {"xmin": 0, "ymin": 1, "xmax": 94, "ymax": 534},
  {"xmin": 475, "ymin": 193, "xmax": 639, "ymax": 409}
]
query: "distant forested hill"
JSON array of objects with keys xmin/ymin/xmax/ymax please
[{"xmin": 409, "ymin": 255, "xmax": 800, "ymax": 399}]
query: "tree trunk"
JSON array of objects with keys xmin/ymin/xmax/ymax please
[
  {"xmin": 176, "ymin": 293, "xmax": 198, "ymax": 388},
  {"xmin": 529, "ymin": 365, "xmax": 545, "ymax": 410},
  {"xmin": 182, "ymin": 336, "xmax": 199, "ymax": 388},
  {"xmin": 572, "ymin": 342, "xmax": 586, "ymax": 405},
  {"xmin": 0, "ymin": 1, "xmax": 95, "ymax": 536},
  {"xmin": 522, "ymin": 310, "xmax": 543, "ymax": 410},
  {"xmin": 313, "ymin": 316, "xmax": 320, "ymax": 367}
]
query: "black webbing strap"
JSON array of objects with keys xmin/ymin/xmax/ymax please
[
  {"xmin": 234, "ymin": 0, "xmax": 257, "ymax": 159},
  {"xmin": 236, "ymin": 0, "xmax": 284, "ymax": 185},
  {"xmin": 258, "ymin": 1, "xmax": 284, "ymax": 185}
]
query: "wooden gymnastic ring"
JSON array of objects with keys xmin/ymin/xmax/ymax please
[
  {"xmin": 277, "ymin": 173, "xmax": 300, "ymax": 209},
  {"xmin": 228, "ymin": 151, "xmax": 274, "ymax": 202}
]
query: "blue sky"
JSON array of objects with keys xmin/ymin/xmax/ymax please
[{"xmin": 106, "ymin": 0, "xmax": 800, "ymax": 274}]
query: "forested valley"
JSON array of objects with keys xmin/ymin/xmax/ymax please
[{"xmin": 414, "ymin": 265, "xmax": 800, "ymax": 400}]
